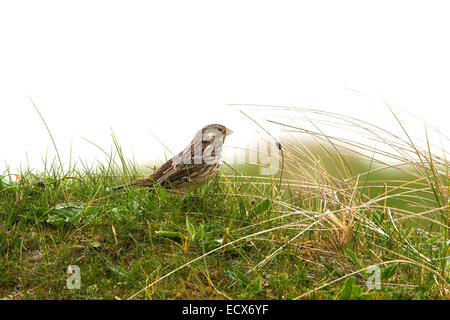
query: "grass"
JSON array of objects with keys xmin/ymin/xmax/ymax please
[{"xmin": 0, "ymin": 104, "xmax": 449, "ymax": 300}]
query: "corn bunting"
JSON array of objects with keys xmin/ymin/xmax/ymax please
[{"xmin": 113, "ymin": 124, "xmax": 233, "ymax": 191}]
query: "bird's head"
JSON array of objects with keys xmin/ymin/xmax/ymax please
[{"xmin": 200, "ymin": 124, "xmax": 233, "ymax": 143}]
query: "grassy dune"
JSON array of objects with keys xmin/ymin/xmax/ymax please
[{"xmin": 0, "ymin": 106, "xmax": 448, "ymax": 299}]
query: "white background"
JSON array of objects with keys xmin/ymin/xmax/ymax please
[{"xmin": 1, "ymin": 0, "xmax": 449, "ymax": 171}]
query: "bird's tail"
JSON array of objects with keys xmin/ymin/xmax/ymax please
[{"xmin": 112, "ymin": 177, "xmax": 155, "ymax": 191}]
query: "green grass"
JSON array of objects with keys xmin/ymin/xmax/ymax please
[{"xmin": 0, "ymin": 105, "xmax": 449, "ymax": 300}]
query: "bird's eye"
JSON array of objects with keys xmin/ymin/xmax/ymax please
[{"xmin": 217, "ymin": 128, "xmax": 222, "ymax": 132}]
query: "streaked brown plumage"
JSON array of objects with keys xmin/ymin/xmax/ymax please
[{"xmin": 113, "ymin": 124, "xmax": 233, "ymax": 191}]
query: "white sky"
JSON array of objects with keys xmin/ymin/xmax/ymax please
[{"xmin": 1, "ymin": 0, "xmax": 449, "ymax": 172}]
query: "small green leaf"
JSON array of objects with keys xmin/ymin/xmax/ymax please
[
  {"xmin": 186, "ymin": 216, "xmax": 195, "ymax": 237},
  {"xmin": 107, "ymin": 263, "xmax": 130, "ymax": 280},
  {"xmin": 46, "ymin": 202, "xmax": 86, "ymax": 226},
  {"xmin": 426, "ymin": 233, "xmax": 442, "ymax": 244},
  {"xmin": 87, "ymin": 241, "xmax": 101, "ymax": 248},
  {"xmin": 193, "ymin": 224, "xmax": 204, "ymax": 243},
  {"xmin": 381, "ymin": 263, "xmax": 400, "ymax": 280},
  {"xmin": 254, "ymin": 199, "xmax": 270, "ymax": 214},
  {"xmin": 235, "ymin": 270, "xmax": 252, "ymax": 286},
  {"xmin": 86, "ymin": 284, "xmax": 98, "ymax": 294},
  {"xmin": 154, "ymin": 231, "xmax": 184, "ymax": 241},
  {"xmin": 339, "ymin": 276, "xmax": 356, "ymax": 300},
  {"xmin": 345, "ymin": 247, "xmax": 363, "ymax": 270},
  {"xmin": 351, "ymin": 284, "xmax": 362, "ymax": 298}
]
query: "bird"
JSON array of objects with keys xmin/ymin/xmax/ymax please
[{"xmin": 112, "ymin": 124, "xmax": 233, "ymax": 191}]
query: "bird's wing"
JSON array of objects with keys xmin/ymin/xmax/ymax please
[
  {"xmin": 149, "ymin": 138, "xmax": 221, "ymax": 188},
  {"xmin": 150, "ymin": 145, "xmax": 201, "ymax": 186},
  {"xmin": 153, "ymin": 159, "xmax": 201, "ymax": 186}
]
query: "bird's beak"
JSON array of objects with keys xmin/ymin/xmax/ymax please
[{"xmin": 226, "ymin": 128, "xmax": 233, "ymax": 136}]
